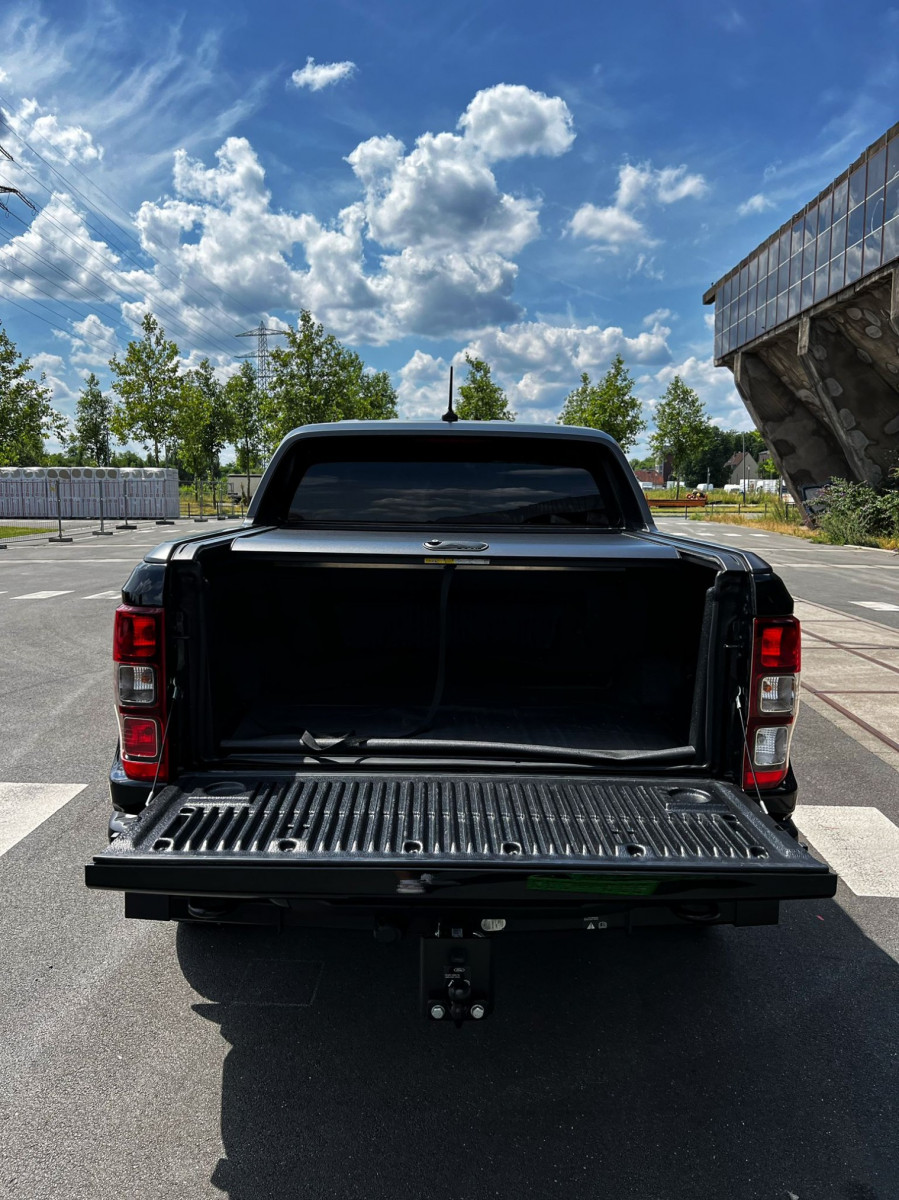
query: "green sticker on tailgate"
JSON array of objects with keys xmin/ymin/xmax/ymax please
[{"xmin": 527, "ymin": 875, "xmax": 661, "ymax": 896}]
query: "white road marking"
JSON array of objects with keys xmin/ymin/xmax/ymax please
[
  {"xmin": 0, "ymin": 783, "xmax": 86, "ymax": 858},
  {"xmin": 851, "ymin": 601, "xmax": 899, "ymax": 612},
  {"xmin": 11, "ymin": 590, "xmax": 73, "ymax": 600},
  {"xmin": 795, "ymin": 805, "xmax": 899, "ymax": 898},
  {"xmin": 82, "ymin": 590, "xmax": 121, "ymax": 600}
]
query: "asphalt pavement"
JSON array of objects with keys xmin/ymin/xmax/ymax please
[{"xmin": 1, "ymin": 518, "xmax": 897, "ymax": 1200}]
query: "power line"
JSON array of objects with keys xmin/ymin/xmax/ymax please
[
  {"xmin": 0, "ymin": 174, "xmax": 241, "ymax": 359},
  {"xmin": 0, "ymin": 221, "xmax": 139, "ymax": 347},
  {"xmin": 0, "ymin": 269, "xmax": 119, "ymax": 355},
  {"xmin": 0, "ymin": 96, "xmax": 258, "ymax": 331},
  {"xmin": 0, "ymin": 253, "xmax": 121, "ymax": 355},
  {"xmin": 0, "ymin": 148, "xmax": 242, "ymax": 358}
]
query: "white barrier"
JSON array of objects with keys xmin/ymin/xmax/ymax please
[{"xmin": 0, "ymin": 467, "xmax": 180, "ymax": 520}]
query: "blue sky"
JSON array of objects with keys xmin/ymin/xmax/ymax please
[{"xmin": 1, "ymin": 0, "xmax": 897, "ymax": 456}]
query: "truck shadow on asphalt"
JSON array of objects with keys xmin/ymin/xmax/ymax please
[{"xmin": 177, "ymin": 903, "xmax": 897, "ymax": 1200}]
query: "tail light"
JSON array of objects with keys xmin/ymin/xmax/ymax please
[
  {"xmin": 113, "ymin": 605, "xmax": 167, "ymax": 783},
  {"xmin": 742, "ymin": 616, "xmax": 801, "ymax": 791}
]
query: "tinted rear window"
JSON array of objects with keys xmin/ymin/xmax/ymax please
[{"xmin": 284, "ymin": 439, "xmax": 623, "ymax": 527}]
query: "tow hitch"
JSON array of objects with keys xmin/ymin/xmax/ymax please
[{"xmin": 421, "ymin": 928, "xmax": 494, "ymax": 1025}]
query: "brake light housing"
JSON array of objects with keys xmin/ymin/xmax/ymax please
[
  {"xmin": 113, "ymin": 605, "xmax": 167, "ymax": 784},
  {"xmin": 742, "ymin": 616, "xmax": 800, "ymax": 791}
]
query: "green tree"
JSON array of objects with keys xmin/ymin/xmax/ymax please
[
  {"xmin": 758, "ymin": 455, "xmax": 780, "ymax": 479},
  {"xmin": 456, "ymin": 354, "xmax": 515, "ymax": 420},
  {"xmin": 109, "ymin": 313, "xmax": 181, "ymax": 465},
  {"xmin": 110, "ymin": 450, "xmax": 146, "ymax": 467},
  {"xmin": 0, "ymin": 320, "xmax": 66, "ymax": 465},
  {"xmin": 649, "ymin": 376, "xmax": 711, "ymax": 499},
  {"xmin": 224, "ymin": 360, "xmax": 265, "ymax": 497},
  {"xmin": 557, "ymin": 356, "xmax": 645, "ymax": 451},
  {"xmin": 679, "ymin": 425, "xmax": 731, "ymax": 488},
  {"xmin": 359, "ymin": 368, "xmax": 399, "ymax": 420},
  {"xmin": 72, "ymin": 373, "xmax": 113, "ymax": 465},
  {"xmin": 175, "ymin": 358, "xmax": 230, "ymax": 490},
  {"xmin": 267, "ymin": 310, "xmax": 398, "ymax": 445}
]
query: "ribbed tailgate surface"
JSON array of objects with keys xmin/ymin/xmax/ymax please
[{"xmin": 95, "ymin": 775, "xmax": 828, "ymax": 873}]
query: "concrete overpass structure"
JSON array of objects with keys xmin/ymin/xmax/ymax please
[{"xmin": 703, "ymin": 123, "xmax": 899, "ymax": 506}]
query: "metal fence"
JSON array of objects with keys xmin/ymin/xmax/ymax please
[
  {"xmin": 0, "ymin": 474, "xmax": 179, "ymax": 547},
  {"xmin": 183, "ymin": 477, "xmax": 248, "ymax": 523}
]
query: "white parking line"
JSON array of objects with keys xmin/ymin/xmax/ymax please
[
  {"xmin": 0, "ymin": 782, "xmax": 86, "ymax": 858},
  {"xmin": 82, "ymin": 590, "xmax": 122, "ymax": 600},
  {"xmin": 795, "ymin": 806, "xmax": 899, "ymax": 897},
  {"xmin": 11, "ymin": 590, "xmax": 74, "ymax": 600},
  {"xmin": 852, "ymin": 601, "xmax": 899, "ymax": 612}
]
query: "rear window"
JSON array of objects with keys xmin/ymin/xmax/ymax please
[{"xmin": 283, "ymin": 438, "xmax": 624, "ymax": 527}]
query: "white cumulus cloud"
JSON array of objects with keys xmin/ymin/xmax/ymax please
[
  {"xmin": 347, "ymin": 130, "xmax": 539, "ymax": 256},
  {"xmin": 570, "ymin": 160, "xmax": 707, "ymax": 251},
  {"xmin": 644, "ymin": 308, "xmax": 673, "ymax": 325},
  {"xmin": 738, "ymin": 192, "xmax": 774, "ymax": 216},
  {"xmin": 396, "ymin": 316, "xmax": 673, "ymax": 424},
  {"xmin": 6, "ymin": 98, "xmax": 103, "ymax": 164},
  {"xmin": 53, "ymin": 313, "xmax": 119, "ymax": 367},
  {"xmin": 0, "ymin": 194, "xmax": 122, "ymax": 304},
  {"xmin": 290, "ymin": 57, "xmax": 356, "ymax": 92},
  {"xmin": 458, "ymin": 84, "xmax": 575, "ymax": 161},
  {"xmin": 569, "ymin": 204, "xmax": 651, "ymax": 246},
  {"xmin": 397, "ymin": 349, "xmax": 452, "ymax": 420}
]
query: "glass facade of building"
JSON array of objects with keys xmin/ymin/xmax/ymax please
[{"xmin": 711, "ymin": 125, "xmax": 899, "ymax": 360}]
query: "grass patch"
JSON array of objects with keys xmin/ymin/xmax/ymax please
[
  {"xmin": 688, "ymin": 512, "xmax": 898, "ymax": 549},
  {"xmin": 689, "ymin": 513, "xmax": 817, "ymax": 539},
  {"xmin": 0, "ymin": 524, "xmax": 52, "ymax": 539}
]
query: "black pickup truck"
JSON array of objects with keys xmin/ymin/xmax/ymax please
[{"xmin": 86, "ymin": 421, "xmax": 835, "ymax": 1020}]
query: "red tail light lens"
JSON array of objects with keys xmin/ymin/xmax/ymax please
[
  {"xmin": 114, "ymin": 607, "xmax": 162, "ymax": 661},
  {"xmin": 743, "ymin": 616, "xmax": 801, "ymax": 792},
  {"xmin": 122, "ymin": 716, "xmax": 159, "ymax": 758},
  {"xmin": 757, "ymin": 617, "xmax": 801, "ymax": 672},
  {"xmin": 114, "ymin": 604, "xmax": 168, "ymax": 785}
]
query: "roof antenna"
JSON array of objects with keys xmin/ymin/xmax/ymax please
[{"xmin": 441, "ymin": 364, "xmax": 459, "ymax": 423}]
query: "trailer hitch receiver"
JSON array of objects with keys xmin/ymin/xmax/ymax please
[{"xmin": 420, "ymin": 930, "xmax": 493, "ymax": 1024}]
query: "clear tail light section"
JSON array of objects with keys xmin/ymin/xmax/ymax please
[
  {"xmin": 743, "ymin": 616, "xmax": 801, "ymax": 791},
  {"xmin": 113, "ymin": 605, "xmax": 167, "ymax": 783}
]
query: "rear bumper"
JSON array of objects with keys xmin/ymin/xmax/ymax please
[{"xmin": 87, "ymin": 771, "xmax": 836, "ymax": 907}]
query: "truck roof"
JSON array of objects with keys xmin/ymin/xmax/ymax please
[{"xmin": 273, "ymin": 420, "xmax": 621, "ymax": 444}]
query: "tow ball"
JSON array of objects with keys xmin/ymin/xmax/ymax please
[{"xmin": 420, "ymin": 928, "xmax": 494, "ymax": 1025}]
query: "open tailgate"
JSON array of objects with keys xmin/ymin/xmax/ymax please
[{"xmin": 86, "ymin": 773, "xmax": 836, "ymax": 902}]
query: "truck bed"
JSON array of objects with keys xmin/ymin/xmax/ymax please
[{"xmin": 87, "ymin": 773, "xmax": 835, "ymax": 902}]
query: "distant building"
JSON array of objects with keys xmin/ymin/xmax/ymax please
[
  {"xmin": 227, "ymin": 473, "xmax": 264, "ymax": 501},
  {"xmin": 703, "ymin": 121, "xmax": 899, "ymax": 506},
  {"xmin": 725, "ymin": 451, "xmax": 759, "ymax": 487},
  {"xmin": 633, "ymin": 468, "xmax": 665, "ymax": 488}
]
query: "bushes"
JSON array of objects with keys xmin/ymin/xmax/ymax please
[{"xmin": 815, "ymin": 471, "xmax": 899, "ymax": 546}]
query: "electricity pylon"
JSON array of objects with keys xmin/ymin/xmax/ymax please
[
  {"xmin": 0, "ymin": 143, "xmax": 37, "ymax": 216},
  {"xmin": 235, "ymin": 322, "xmax": 288, "ymax": 395}
]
